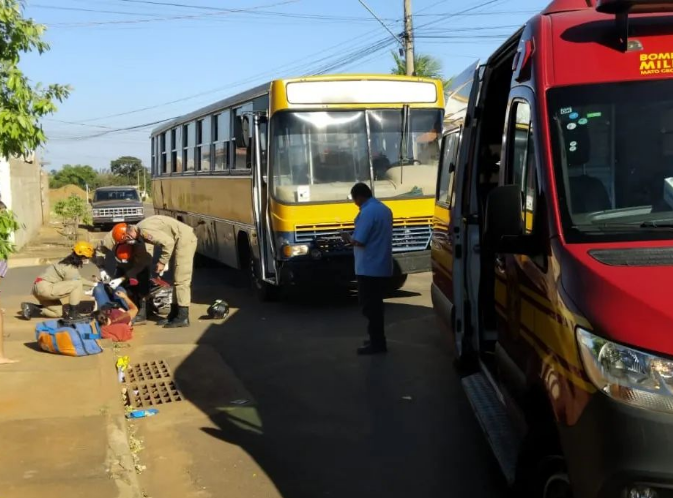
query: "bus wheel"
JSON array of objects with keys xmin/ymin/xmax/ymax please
[
  {"xmin": 249, "ymin": 255, "xmax": 279, "ymax": 302},
  {"xmin": 387, "ymin": 274, "xmax": 408, "ymax": 293}
]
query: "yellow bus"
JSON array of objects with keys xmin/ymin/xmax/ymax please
[{"xmin": 151, "ymin": 74, "xmax": 444, "ymax": 299}]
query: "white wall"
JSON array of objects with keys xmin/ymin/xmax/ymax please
[{"xmin": 0, "ymin": 155, "xmax": 48, "ymax": 250}]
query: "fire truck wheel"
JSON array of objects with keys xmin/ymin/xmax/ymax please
[
  {"xmin": 541, "ymin": 467, "xmax": 572, "ymax": 498},
  {"xmin": 515, "ymin": 443, "xmax": 572, "ymax": 498}
]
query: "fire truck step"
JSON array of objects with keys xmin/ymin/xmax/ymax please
[{"xmin": 462, "ymin": 372, "xmax": 520, "ymax": 485}]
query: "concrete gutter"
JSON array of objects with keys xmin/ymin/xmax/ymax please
[{"xmin": 7, "ymin": 256, "xmax": 66, "ymax": 269}]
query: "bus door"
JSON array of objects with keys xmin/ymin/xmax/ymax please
[
  {"xmin": 450, "ymin": 63, "xmax": 485, "ymax": 358},
  {"xmin": 250, "ymin": 113, "xmax": 277, "ymax": 284}
]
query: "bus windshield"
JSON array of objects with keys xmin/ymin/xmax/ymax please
[
  {"xmin": 548, "ymin": 80, "xmax": 673, "ymax": 242},
  {"xmin": 271, "ymin": 109, "xmax": 442, "ymax": 204}
]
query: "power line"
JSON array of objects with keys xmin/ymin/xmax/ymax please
[
  {"xmin": 415, "ymin": 0, "xmax": 506, "ymax": 31},
  {"xmin": 45, "ymin": 0, "xmax": 299, "ymax": 27},
  {"xmin": 357, "ymin": 0, "xmax": 403, "ymax": 47},
  {"xmin": 31, "ymin": 4, "xmax": 161, "ymax": 16},
  {"xmin": 53, "ymin": 117, "xmax": 177, "ymax": 141},
  {"xmin": 416, "ymin": 0, "xmax": 450, "ymax": 15},
  {"xmin": 76, "ymin": 27, "xmax": 387, "ymax": 123}
]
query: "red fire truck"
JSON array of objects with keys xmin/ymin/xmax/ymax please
[{"xmin": 432, "ymin": 0, "xmax": 673, "ymax": 496}]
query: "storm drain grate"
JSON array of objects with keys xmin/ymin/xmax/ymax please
[
  {"xmin": 120, "ymin": 359, "xmax": 184, "ymax": 409},
  {"xmin": 125, "ymin": 381, "xmax": 183, "ymax": 408},
  {"xmin": 126, "ymin": 360, "xmax": 172, "ymax": 383}
]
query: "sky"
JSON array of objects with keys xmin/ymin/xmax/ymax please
[{"xmin": 22, "ymin": 0, "xmax": 550, "ymax": 171}]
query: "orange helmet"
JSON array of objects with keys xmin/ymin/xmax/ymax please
[
  {"xmin": 111, "ymin": 223, "xmax": 128, "ymax": 244},
  {"xmin": 114, "ymin": 243, "xmax": 133, "ymax": 263}
]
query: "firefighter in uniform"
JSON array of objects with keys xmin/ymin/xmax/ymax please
[
  {"xmin": 20, "ymin": 241, "xmax": 97, "ymax": 320},
  {"xmin": 94, "ymin": 225, "xmax": 153, "ymax": 324},
  {"xmin": 112, "ymin": 215, "xmax": 197, "ymax": 328}
]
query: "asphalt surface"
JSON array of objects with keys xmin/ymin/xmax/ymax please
[{"xmin": 2, "ymin": 262, "xmax": 506, "ymax": 498}]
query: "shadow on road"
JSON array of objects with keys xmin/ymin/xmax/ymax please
[{"xmin": 172, "ymin": 265, "xmax": 505, "ymax": 498}]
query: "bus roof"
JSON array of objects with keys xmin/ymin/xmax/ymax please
[
  {"xmin": 151, "ymin": 74, "xmax": 443, "ymax": 136},
  {"xmin": 151, "ymin": 81, "xmax": 270, "ymax": 136}
]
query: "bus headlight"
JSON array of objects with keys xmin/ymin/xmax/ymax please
[
  {"xmin": 577, "ymin": 328, "xmax": 673, "ymax": 413},
  {"xmin": 282, "ymin": 244, "xmax": 309, "ymax": 258}
]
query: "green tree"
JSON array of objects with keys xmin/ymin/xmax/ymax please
[
  {"xmin": 390, "ymin": 51, "xmax": 451, "ymax": 89},
  {"xmin": 110, "ymin": 156, "xmax": 144, "ymax": 180},
  {"xmin": 54, "ymin": 194, "xmax": 90, "ymax": 241},
  {"xmin": 49, "ymin": 164, "xmax": 98, "ymax": 189},
  {"xmin": 0, "ymin": 208, "xmax": 21, "ymax": 259},
  {"xmin": 0, "ymin": 0, "xmax": 70, "ymax": 158}
]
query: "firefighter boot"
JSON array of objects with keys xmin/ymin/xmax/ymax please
[
  {"xmin": 163, "ymin": 306, "xmax": 190, "ymax": 329},
  {"xmin": 157, "ymin": 303, "xmax": 178, "ymax": 326},
  {"xmin": 20, "ymin": 302, "xmax": 42, "ymax": 320},
  {"xmin": 132, "ymin": 298, "xmax": 148, "ymax": 326}
]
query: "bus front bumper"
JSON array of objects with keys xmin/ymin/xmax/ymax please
[
  {"xmin": 277, "ymin": 250, "xmax": 430, "ymax": 286},
  {"xmin": 279, "ymin": 255, "xmax": 355, "ymax": 286},
  {"xmin": 393, "ymin": 250, "xmax": 430, "ymax": 274},
  {"xmin": 561, "ymin": 393, "xmax": 673, "ymax": 498}
]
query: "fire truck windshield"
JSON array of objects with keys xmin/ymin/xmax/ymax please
[{"xmin": 548, "ymin": 79, "xmax": 673, "ymax": 242}]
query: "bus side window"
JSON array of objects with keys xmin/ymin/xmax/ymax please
[
  {"xmin": 507, "ymin": 100, "xmax": 538, "ymax": 235},
  {"xmin": 437, "ymin": 131, "xmax": 459, "ymax": 206}
]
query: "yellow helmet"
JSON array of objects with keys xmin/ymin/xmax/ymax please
[{"xmin": 73, "ymin": 241, "xmax": 94, "ymax": 259}]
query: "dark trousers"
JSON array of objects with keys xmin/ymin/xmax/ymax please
[
  {"xmin": 114, "ymin": 266, "xmax": 150, "ymax": 304},
  {"xmin": 357, "ymin": 276, "xmax": 388, "ymax": 347}
]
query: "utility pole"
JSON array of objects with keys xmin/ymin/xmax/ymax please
[{"xmin": 404, "ymin": 0, "xmax": 415, "ymax": 76}]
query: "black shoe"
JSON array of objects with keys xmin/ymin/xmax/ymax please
[
  {"xmin": 163, "ymin": 306, "xmax": 190, "ymax": 329},
  {"xmin": 63, "ymin": 304, "xmax": 82, "ymax": 321},
  {"xmin": 357, "ymin": 343, "xmax": 387, "ymax": 355},
  {"xmin": 157, "ymin": 303, "xmax": 178, "ymax": 326},
  {"xmin": 20, "ymin": 302, "xmax": 41, "ymax": 320}
]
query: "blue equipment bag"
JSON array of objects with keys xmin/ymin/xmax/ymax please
[{"xmin": 35, "ymin": 319, "xmax": 103, "ymax": 357}]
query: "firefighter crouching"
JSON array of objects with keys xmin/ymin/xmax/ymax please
[
  {"xmin": 113, "ymin": 215, "xmax": 197, "ymax": 328},
  {"xmin": 20, "ymin": 241, "xmax": 97, "ymax": 320},
  {"xmin": 94, "ymin": 225, "xmax": 153, "ymax": 325}
]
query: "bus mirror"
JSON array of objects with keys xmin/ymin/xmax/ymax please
[
  {"xmin": 259, "ymin": 122, "xmax": 267, "ymax": 152},
  {"xmin": 242, "ymin": 117, "xmax": 251, "ymax": 147}
]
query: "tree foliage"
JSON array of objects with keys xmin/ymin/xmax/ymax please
[
  {"xmin": 49, "ymin": 164, "xmax": 98, "ymax": 189},
  {"xmin": 390, "ymin": 51, "xmax": 452, "ymax": 90},
  {"xmin": 110, "ymin": 156, "xmax": 144, "ymax": 179},
  {"xmin": 0, "ymin": 0, "xmax": 70, "ymax": 158},
  {"xmin": 0, "ymin": 208, "xmax": 21, "ymax": 259},
  {"xmin": 54, "ymin": 194, "xmax": 90, "ymax": 241},
  {"xmin": 49, "ymin": 162, "xmax": 153, "ymax": 196}
]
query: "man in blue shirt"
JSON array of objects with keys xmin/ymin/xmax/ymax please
[{"xmin": 342, "ymin": 183, "xmax": 393, "ymax": 355}]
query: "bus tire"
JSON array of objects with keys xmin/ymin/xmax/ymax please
[
  {"xmin": 387, "ymin": 274, "xmax": 408, "ymax": 293},
  {"xmin": 249, "ymin": 254, "xmax": 280, "ymax": 302}
]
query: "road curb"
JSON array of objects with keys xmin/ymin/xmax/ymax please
[
  {"xmin": 99, "ymin": 347, "xmax": 145, "ymax": 498},
  {"xmin": 7, "ymin": 257, "xmax": 64, "ymax": 269}
]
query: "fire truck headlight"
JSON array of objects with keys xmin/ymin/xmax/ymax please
[{"xmin": 577, "ymin": 328, "xmax": 673, "ymax": 413}]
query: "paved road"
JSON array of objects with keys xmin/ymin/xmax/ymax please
[{"xmin": 2, "ymin": 264, "xmax": 506, "ymax": 498}]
